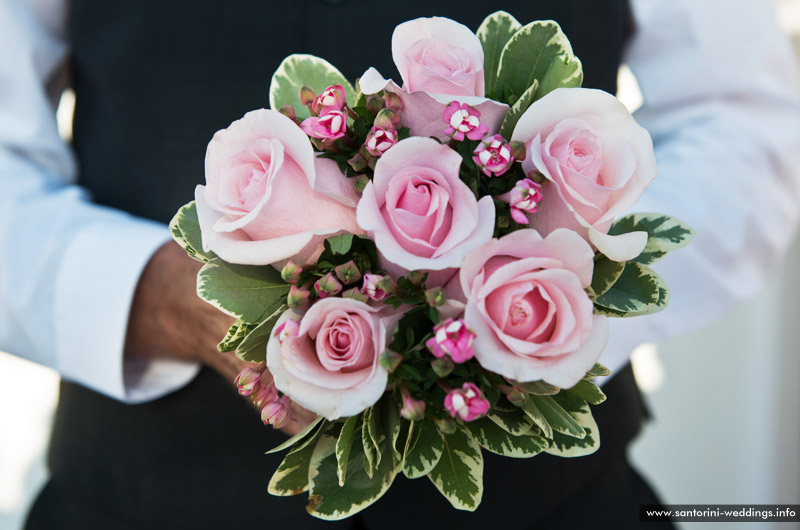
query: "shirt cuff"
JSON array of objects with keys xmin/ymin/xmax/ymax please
[{"xmin": 53, "ymin": 215, "xmax": 200, "ymax": 403}]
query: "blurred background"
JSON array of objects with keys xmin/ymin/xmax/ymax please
[{"xmin": 1, "ymin": 1, "xmax": 799, "ymax": 529}]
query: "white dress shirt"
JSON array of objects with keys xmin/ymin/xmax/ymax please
[{"xmin": 1, "ymin": 0, "xmax": 798, "ymax": 402}]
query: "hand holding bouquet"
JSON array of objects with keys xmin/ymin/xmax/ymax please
[{"xmin": 170, "ymin": 11, "xmax": 693, "ymax": 519}]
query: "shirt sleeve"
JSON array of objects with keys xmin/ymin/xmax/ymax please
[
  {"xmin": 599, "ymin": 0, "xmax": 800, "ymax": 376},
  {"xmin": 0, "ymin": 0, "xmax": 200, "ymax": 402}
]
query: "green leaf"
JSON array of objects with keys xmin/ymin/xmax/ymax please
[
  {"xmin": 428, "ymin": 427, "xmax": 484, "ymax": 511},
  {"xmin": 566, "ymin": 379, "xmax": 606, "ymax": 405},
  {"xmin": 495, "ymin": 20, "xmax": 582, "ymax": 104},
  {"xmin": 477, "ymin": 11, "xmax": 522, "ymax": 98},
  {"xmin": 217, "ymin": 320, "xmax": 255, "ymax": 352},
  {"xmin": 585, "ymin": 363, "xmax": 611, "ymax": 379},
  {"xmin": 234, "ymin": 305, "xmax": 286, "ymax": 363},
  {"xmin": 609, "ymin": 213, "xmax": 696, "ymax": 265},
  {"xmin": 366, "ymin": 400, "xmax": 384, "ymax": 469},
  {"xmin": 336, "ymin": 415, "xmax": 361, "ymax": 486},
  {"xmin": 467, "ymin": 417, "xmax": 547, "ymax": 458},
  {"xmin": 361, "ymin": 407, "xmax": 376, "ymax": 478},
  {"xmin": 498, "ymin": 80, "xmax": 538, "ymax": 139},
  {"xmin": 402, "ymin": 421, "xmax": 444, "ymax": 479},
  {"xmin": 325, "ymin": 233, "xmax": 355, "ymax": 256},
  {"xmin": 265, "ymin": 416, "xmax": 324, "ymax": 454},
  {"xmin": 381, "ymin": 395, "xmax": 404, "ymax": 462},
  {"xmin": 487, "ymin": 407, "xmax": 533, "ymax": 436},
  {"xmin": 520, "ymin": 395, "xmax": 553, "ymax": 439},
  {"xmin": 169, "ymin": 201, "xmax": 216, "ymax": 263},
  {"xmin": 544, "ymin": 407, "xmax": 600, "ymax": 458},
  {"xmin": 267, "ymin": 437, "xmax": 318, "ymax": 496},
  {"xmin": 591, "ymin": 255, "xmax": 626, "ymax": 298},
  {"xmin": 197, "ymin": 258, "xmax": 290, "ymax": 324},
  {"xmin": 307, "ymin": 432, "xmax": 397, "ymax": 520},
  {"xmin": 595, "ymin": 262, "xmax": 669, "ymax": 317},
  {"xmin": 269, "ymin": 54, "xmax": 356, "ymax": 120},
  {"xmin": 520, "ymin": 380, "xmax": 560, "ymax": 396},
  {"xmin": 530, "ymin": 395, "xmax": 586, "ymax": 439}
]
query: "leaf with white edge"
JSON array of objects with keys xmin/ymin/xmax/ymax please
[
  {"xmin": 467, "ymin": 417, "xmax": 547, "ymax": 458},
  {"xmin": 521, "ymin": 380, "xmax": 560, "ymax": 395},
  {"xmin": 520, "ymin": 396, "xmax": 553, "ymax": 439},
  {"xmin": 544, "ymin": 407, "xmax": 600, "ymax": 458},
  {"xmin": 487, "ymin": 407, "xmax": 533, "ymax": 436},
  {"xmin": 366, "ymin": 400, "xmax": 384, "ymax": 468},
  {"xmin": 361, "ymin": 407, "xmax": 376, "ymax": 478},
  {"xmin": 197, "ymin": 259, "xmax": 290, "ymax": 324},
  {"xmin": 169, "ymin": 201, "xmax": 216, "ymax": 263},
  {"xmin": 531, "ymin": 395, "xmax": 586, "ymax": 439},
  {"xmin": 566, "ymin": 379, "xmax": 606, "ymax": 405},
  {"xmin": 307, "ymin": 432, "xmax": 397, "ymax": 520},
  {"xmin": 428, "ymin": 427, "xmax": 484, "ymax": 511},
  {"xmin": 585, "ymin": 363, "xmax": 611, "ymax": 379},
  {"xmin": 235, "ymin": 305, "xmax": 286, "ymax": 363},
  {"xmin": 269, "ymin": 54, "xmax": 356, "ymax": 120},
  {"xmin": 336, "ymin": 415, "xmax": 361, "ymax": 486},
  {"xmin": 495, "ymin": 20, "xmax": 581, "ymax": 103},
  {"xmin": 217, "ymin": 320, "xmax": 255, "ymax": 352},
  {"xmin": 477, "ymin": 11, "xmax": 522, "ymax": 98},
  {"xmin": 591, "ymin": 255, "xmax": 626, "ymax": 298},
  {"xmin": 609, "ymin": 213, "xmax": 696, "ymax": 265},
  {"xmin": 499, "ymin": 80, "xmax": 538, "ymax": 139},
  {"xmin": 594, "ymin": 262, "xmax": 660, "ymax": 316},
  {"xmin": 402, "ymin": 421, "xmax": 444, "ymax": 479},
  {"xmin": 380, "ymin": 395, "xmax": 403, "ymax": 462},
  {"xmin": 266, "ymin": 416, "xmax": 324, "ymax": 454},
  {"xmin": 268, "ymin": 437, "xmax": 318, "ymax": 496}
]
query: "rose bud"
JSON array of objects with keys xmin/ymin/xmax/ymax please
[
  {"xmin": 431, "ymin": 356, "xmax": 454, "ymax": 378},
  {"xmin": 287, "ymin": 285, "xmax": 310, "ymax": 310},
  {"xmin": 261, "ymin": 395, "xmax": 293, "ymax": 429},
  {"xmin": 444, "ymin": 382, "xmax": 490, "ymax": 422},
  {"xmin": 365, "ymin": 94, "xmax": 384, "ymax": 114},
  {"xmin": 314, "ymin": 272, "xmax": 343, "ymax": 298},
  {"xmin": 383, "ymin": 92, "xmax": 404, "ymax": 113},
  {"xmin": 299, "ymin": 86, "xmax": 316, "ymax": 108},
  {"xmin": 342, "ymin": 287, "xmax": 369, "ymax": 303},
  {"xmin": 251, "ymin": 382, "xmax": 279, "ymax": 409},
  {"xmin": 425, "ymin": 318, "xmax": 476, "ymax": 364},
  {"xmin": 300, "ymin": 108, "xmax": 348, "ymax": 141},
  {"xmin": 433, "ymin": 416, "xmax": 458, "ymax": 435},
  {"xmin": 379, "ymin": 350, "xmax": 403, "ymax": 373},
  {"xmin": 424, "ymin": 286, "xmax": 445, "ymax": 307},
  {"xmin": 472, "ymin": 134, "xmax": 514, "ymax": 177},
  {"xmin": 280, "ymin": 261, "xmax": 303, "ymax": 284},
  {"xmin": 312, "ymin": 84, "xmax": 346, "ymax": 114},
  {"xmin": 361, "ymin": 273, "xmax": 389, "ymax": 301},
  {"xmin": 399, "ymin": 384, "xmax": 426, "ymax": 422},
  {"xmin": 272, "ymin": 319, "xmax": 300, "ymax": 343},
  {"xmin": 443, "ymin": 102, "xmax": 488, "ymax": 141},
  {"xmin": 234, "ymin": 365, "xmax": 264, "ymax": 396},
  {"xmin": 373, "ymin": 108, "xmax": 398, "ymax": 130},
  {"xmin": 364, "ymin": 127, "xmax": 398, "ymax": 157},
  {"xmin": 498, "ymin": 178, "xmax": 544, "ymax": 225},
  {"xmin": 335, "ymin": 260, "xmax": 362, "ymax": 284}
]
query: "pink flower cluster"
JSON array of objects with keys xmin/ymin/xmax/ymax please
[{"xmin": 235, "ymin": 365, "xmax": 294, "ymax": 429}]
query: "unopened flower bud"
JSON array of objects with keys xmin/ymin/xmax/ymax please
[
  {"xmin": 299, "ymin": 86, "xmax": 316, "ymax": 107},
  {"xmin": 278, "ymin": 105, "xmax": 299, "ymax": 123},
  {"xmin": 399, "ymin": 384, "xmax": 426, "ymax": 422},
  {"xmin": 443, "ymin": 102, "xmax": 488, "ymax": 141},
  {"xmin": 431, "ymin": 356, "xmax": 455, "ymax": 378},
  {"xmin": 234, "ymin": 365, "xmax": 264, "ymax": 396},
  {"xmin": 261, "ymin": 395, "xmax": 293, "ymax": 429},
  {"xmin": 301, "ymin": 108, "xmax": 347, "ymax": 141},
  {"xmin": 334, "ymin": 260, "xmax": 362, "ymax": 284},
  {"xmin": 425, "ymin": 286, "xmax": 445, "ymax": 307},
  {"xmin": 472, "ymin": 134, "xmax": 514, "ymax": 177},
  {"xmin": 312, "ymin": 84, "xmax": 346, "ymax": 114},
  {"xmin": 348, "ymin": 152, "xmax": 368, "ymax": 172},
  {"xmin": 379, "ymin": 350, "xmax": 404, "ymax": 373},
  {"xmin": 433, "ymin": 416, "xmax": 458, "ymax": 435},
  {"xmin": 375, "ymin": 276, "xmax": 397, "ymax": 296},
  {"xmin": 383, "ymin": 92, "xmax": 403, "ymax": 112},
  {"xmin": 287, "ymin": 285, "xmax": 310, "ymax": 310},
  {"xmin": 365, "ymin": 94, "xmax": 384, "ymax": 114},
  {"xmin": 405, "ymin": 270, "xmax": 427, "ymax": 286},
  {"xmin": 373, "ymin": 108, "xmax": 397, "ymax": 130},
  {"xmin": 444, "ymin": 383, "xmax": 490, "ymax": 422},
  {"xmin": 367, "ymin": 156, "xmax": 378, "ymax": 171},
  {"xmin": 314, "ymin": 272, "xmax": 343, "ymax": 298},
  {"xmin": 341, "ymin": 287, "xmax": 369, "ymax": 302},
  {"xmin": 361, "ymin": 273, "xmax": 390, "ymax": 301},
  {"xmin": 498, "ymin": 178, "xmax": 544, "ymax": 225},
  {"xmin": 505, "ymin": 384, "xmax": 527, "ymax": 407},
  {"xmin": 509, "ymin": 140, "xmax": 526, "ymax": 161},
  {"xmin": 354, "ymin": 174, "xmax": 370, "ymax": 193},
  {"xmin": 251, "ymin": 382, "xmax": 279, "ymax": 409},
  {"xmin": 497, "ymin": 215, "xmax": 510, "ymax": 228},
  {"xmin": 425, "ymin": 318, "xmax": 476, "ymax": 364},
  {"xmin": 281, "ymin": 261, "xmax": 303, "ymax": 284},
  {"xmin": 364, "ymin": 127, "xmax": 398, "ymax": 157}
]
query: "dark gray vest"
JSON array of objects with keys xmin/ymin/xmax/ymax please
[{"xmin": 28, "ymin": 2, "xmax": 647, "ymax": 529}]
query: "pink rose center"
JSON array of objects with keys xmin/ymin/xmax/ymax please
[
  {"xmin": 316, "ymin": 310, "xmax": 374, "ymax": 373},
  {"xmin": 411, "ymin": 39, "xmax": 470, "ymax": 79},
  {"xmin": 218, "ymin": 138, "xmax": 281, "ymax": 213},
  {"xmin": 486, "ymin": 282, "xmax": 557, "ymax": 342}
]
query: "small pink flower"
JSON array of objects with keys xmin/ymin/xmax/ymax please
[
  {"xmin": 365, "ymin": 127, "xmax": 398, "ymax": 156},
  {"xmin": 444, "ymin": 382, "xmax": 490, "ymax": 422},
  {"xmin": 425, "ymin": 318, "xmax": 475, "ymax": 363},
  {"xmin": 234, "ymin": 365, "xmax": 264, "ymax": 396},
  {"xmin": 443, "ymin": 102, "xmax": 488, "ymax": 141},
  {"xmin": 361, "ymin": 273, "xmax": 389, "ymax": 302},
  {"xmin": 261, "ymin": 395, "xmax": 293, "ymax": 429},
  {"xmin": 273, "ymin": 319, "xmax": 300, "ymax": 343},
  {"xmin": 251, "ymin": 382, "xmax": 279, "ymax": 408},
  {"xmin": 314, "ymin": 272, "xmax": 343, "ymax": 298},
  {"xmin": 499, "ymin": 178, "xmax": 544, "ymax": 225},
  {"xmin": 312, "ymin": 84, "xmax": 347, "ymax": 114},
  {"xmin": 472, "ymin": 134, "xmax": 514, "ymax": 177},
  {"xmin": 399, "ymin": 384, "xmax": 426, "ymax": 421},
  {"xmin": 300, "ymin": 108, "xmax": 347, "ymax": 141}
]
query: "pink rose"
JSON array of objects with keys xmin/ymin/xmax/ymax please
[
  {"xmin": 459, "ymin": 229, "xmax": 609, "ymax": 388},
  {"xmin": 512, "ymin": 88, "xmax": 657, "ymax": 262},
  {"xmin": 356, "ymin": 137, "xmax": 495, "ymax": 275},
  {"xmin": 266, "ymin": 299, "xmax": 400, "ymax": 420},
  {"xmin": 195, "ymin": 109, "xmax": 361, "ymax": 266},
  {"xmin": 392, "ymin": 17, "xmax": 484, "ymax": 97}
]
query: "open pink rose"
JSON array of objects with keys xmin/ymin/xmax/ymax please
[
  {"xmin": 356, "ymin": 137, "xmax": 495, "ymax": 275},
  {"xmin": 459, "ymin": 229, "xmax": 609, "ymax": 388},
  {"xmin": 512, "ymin": 88, "xmax": 657, "ymax": 262},
  {"xmin": 392, "ymin": 17, "xmax": 484, "ymax": 97},
  {"xmin": 266, "ymin": 299, "xmax": 400, "ymax": 420},
  {"xmin": 195, "ymin": 109, "xmax": 361, "ymax": 266}
]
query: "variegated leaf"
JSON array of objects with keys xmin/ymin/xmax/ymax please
[
  {"xmin": 267, "ymin": 436, "xmax": 318, "ymax": 496},
  {"xmin": 336, "ymin": 415, "xmax": 361, "ymax": 486},
  {"xmin": 544, "ymin": 407, "xmax": 600, "ymax": 458},
  {"xmin": 609, "ymin": 213, "xmax": 696, "ymax": 265},
  {"xmin": 591, "ymin": 255, "xmax": 626, "ymax": 298},
  {"xmin": 467, "ymin": 417, "xmax": 547, "ymax": 458},
  {"xmin": 428, "ymin": 427, "xmax": 484, "ymax": 511},
  {"xmin": 566, "ymin": 379, "xmax": 606, "ymax": 405},
  {"xmin": 531, "ymin": 395, "xmax": 586, "ymax": 439},
  {"xmin": 520, "ymin": 396, "xmax": 553, "ymax": 439},
  {"xmin": 269, "ymin": 54, "xmax": 356, "ymax": 120},
  {"xmin": 487, "ymin": 407, "xmax": 533, "ymax": 436},
  {"xmin": 594, "ymin": 262, "xmax": 667, "ymax": 317},
  {"xmin": 521, "ymin": 380, "xmax": 560, "ymax": 395},
  {"xmin": 169, "ymin": 201, "xmax": 216, "ymax": 263},
  {"xmin": 477, "ymin": 11, "xmax": 522, "ymax": 98},
  {"xmin": 265, "ymin": 416, "xmax": 323, "ymax": 455},
  {"xmin": 402, "ymin": 421, "xmax": 444, "ymax": 479}
]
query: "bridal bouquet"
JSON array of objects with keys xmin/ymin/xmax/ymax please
[{"xmin": 170, "ymin": 11, "xmax": 693, "ymax": 519}]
